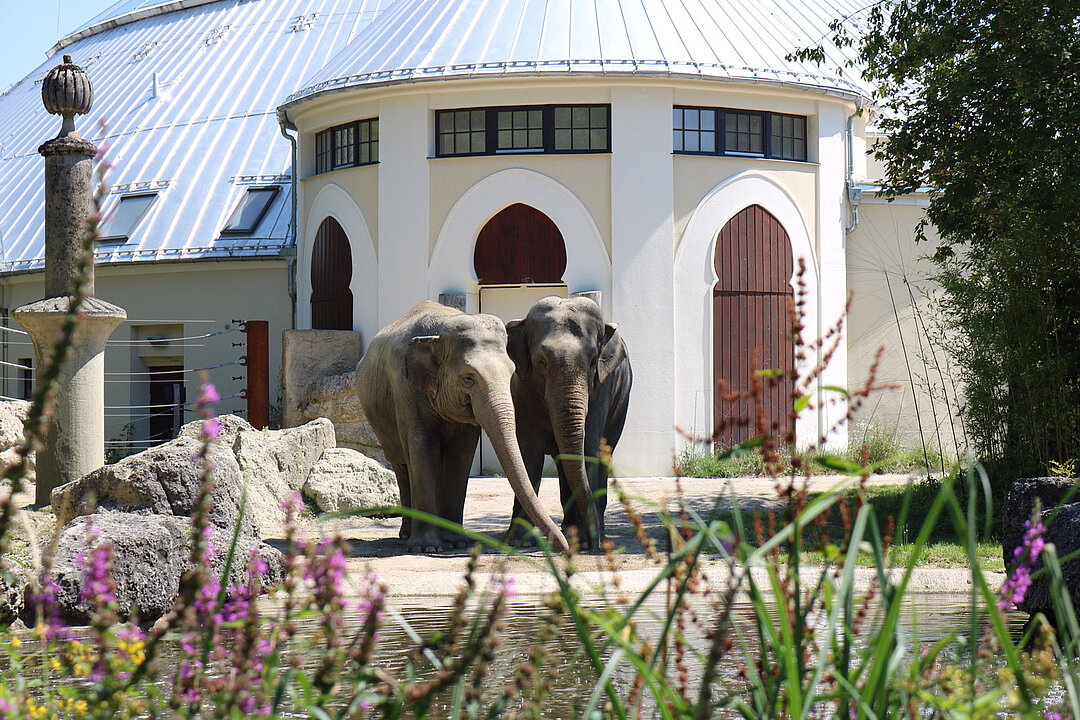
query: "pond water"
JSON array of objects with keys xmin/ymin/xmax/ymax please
[{"xmin": 7, "ymin": 594, "xmax": 1030, "ymax": 718}]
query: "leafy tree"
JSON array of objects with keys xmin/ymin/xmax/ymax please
[{"xmin": 800, "ymin": 0, "xmax": 1080, "ymax": 479}]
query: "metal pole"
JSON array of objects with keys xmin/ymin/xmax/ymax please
[{"xmin": 241, "ymin": 321, "xmax": 270, "ymax": 429}]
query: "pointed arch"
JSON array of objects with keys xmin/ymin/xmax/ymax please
[{"xmin": 473, "ymin": 203, "xmax": 567, "ymax": 284}]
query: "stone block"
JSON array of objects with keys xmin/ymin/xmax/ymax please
[{"xmin": 303, "ymin": 447, "xmax": 399, "ymax": 515}]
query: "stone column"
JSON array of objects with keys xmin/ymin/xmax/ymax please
[{"xmin": 13, "ymin": 54, "xmax": 126, "ymax": 506}]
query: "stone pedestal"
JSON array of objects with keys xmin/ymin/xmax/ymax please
[
  {"xmin": 14, "ymin": 297, "xmax": 126, "ymax": 505},
  {"xmin": 39, "ymin": 137, "xmax": 97, "ymax": 297}
]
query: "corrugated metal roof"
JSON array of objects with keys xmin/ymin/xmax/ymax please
[
  {"xmin": 0, "ymin": 0, "xmax": 395, "ymax": 274},
  {"xmin": 283, "ymin": 0, "xmax": 875, "ymax": 109}
]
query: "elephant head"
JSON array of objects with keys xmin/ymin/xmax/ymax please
[
  {"xmin": 405, "ymin": 312, "xmax": 570, "ymax": 552},
  {"xmin": 507, "ymin": 296, "xmax": 626, "ymax": 547}
]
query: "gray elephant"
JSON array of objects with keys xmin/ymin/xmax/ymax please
[
  {"xmin": 355, "ymin": 301, "xmax": 569, "ymax": 554},
  {"xmin": 506, "ymin": 296, "xmax": 632, "ymax": 549}
]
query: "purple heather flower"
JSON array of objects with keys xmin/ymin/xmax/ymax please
[
  {"xmin": 199, "ymin": 383, "xmax": 221, "ymax": 406},
  {"xmin": 999, "ymin": 518, "xmax": 1047, "ymax": 611},
  {"xmin": 79, "ymin": 540, "xmax": 116, "ymax": 611},
  {"xmin": 202, "ymin": 417, "xmax": 222, "ymax": 442},
  {"xmin": 29, "ymin": 574, "xmax": 67, "ymax": 642}
]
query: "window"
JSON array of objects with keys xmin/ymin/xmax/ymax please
[
  {"xmin": 673, "ymin": 107, "xmax": 716, "ymax": 153},
  {"xmin": 673, "ymin": 106, "xmax": 808, "ymax": 162},
  {"xmin": 770, "ymin": 113, "xmax": 807, "ymax": 161},
  {"xmin": 438, "ymin": 109, "xmax": 487, "ymax": 156},
  {"xmin": 99, "ymin": 193, "xmax": 157, "ymax": 242},
  {"xmin": 554, "ymin": 105, "xmax": 609, "ymax": 151},
  {"xmin": 723, "ymin": 111, "xmax": 764, "ymax": 155},
  {"xmin": 314, "ymin": 118, "xmax": 379, "ymax": 174},
  {"xmin": 17, "ymin": 358, "xmax": 31, "ymax": 401},
  {"xmin": 496, "ymin": 109, "xmax": 543, "ymax": 152},
  {"xmin": 436, "ymin": 105, "xmax": 610, "ymax": 157},
  {"xmin": 221, "ymin": 187, "xmax": 280, "ymax": 235}
]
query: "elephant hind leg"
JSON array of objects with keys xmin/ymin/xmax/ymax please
[{"xmin": 392, "ymin": 462, "xmax": 412, "ymax": 540}]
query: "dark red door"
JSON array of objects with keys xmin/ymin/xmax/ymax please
[
  {"xmin": 310, "ymin": 217, "xmax": 353, "ymax": 330},
  {"xmin": 713, "ymin": 205, "xmax": 794, "ymax": 448},
  {"xmin": 474, "ymin": 203, "xmax": 567, "ymax": 284}
]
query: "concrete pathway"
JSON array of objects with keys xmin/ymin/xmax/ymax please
[{"xmin": 303, "ymin": 473, "xmax": 1001, "ymax": 599}]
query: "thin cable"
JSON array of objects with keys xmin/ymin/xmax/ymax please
[
  {"xmin": 0, "ymin": 394, "xmax": 26, "ymax": 403},
  {"xmin": 0, "ymin": 326, "xmax": 28, "ymax": 336},
  {"xmin": 103, "ymin": 360, "xmax": 242, "ymax": 377},
  {"xmin": 0, "ymin": 359, "xmax": 32, "ymax": 371},
  {"xmin": 106, "ymin": 326, "xmax": 240, "ymax": 345}
]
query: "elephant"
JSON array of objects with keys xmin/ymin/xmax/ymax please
[
  {"xmin": 506, "ymin": 296, "xmax": 632, "ymax": 549},
  {"xmin": 355, "ymin": 301, "xmax": 570, "ymax": 554}
]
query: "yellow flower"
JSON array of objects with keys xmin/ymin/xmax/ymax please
[{"xmin": 9, "ymin": 635, "xmax": 20, "ymax": 648}]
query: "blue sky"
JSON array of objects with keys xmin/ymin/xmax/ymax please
[{"xmin": 1, "ymin": 0, "xmax": 118, "ymax": 93}]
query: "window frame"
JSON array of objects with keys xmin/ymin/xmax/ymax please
[
  {"xmin": 98, "ymin": 192, "xmax": 158, "ymax": 243},
  {"xmin": 434, "ymin": 104, "xmax": 611, "ymax": 158},
  {"xmin": 314, "ymin": 117, "xmax": 379, "ymax": 174},
  {"xmin": 673, "ymin": 105, "xmax": 809, "ymax": 162},
  {"xmin": 220, "ymin": 186, "xmax": 282, "ymax": 236}
]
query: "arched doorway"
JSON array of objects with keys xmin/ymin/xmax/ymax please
[
  {"xmin": 310, "ymin": 217, "xmax": 353, "ymax": 330},
  {"xmin": 474, "ymin": 203, "xmax": 567, "ymax": 285},
  {"xmin": 713, "ymin": 205, "xmax": 794, "ymax": 447}
]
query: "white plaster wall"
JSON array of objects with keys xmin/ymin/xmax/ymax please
[
  {"xmin": 674, "ymin": 172, "xmax": 820, "ymax": 455},
  {"xmin": 815, "ymin": 101, "xmax": 850, "ymax": 448},
  {"xmin": 298, "ymin": 183, "xmax": 380, "ymax": 345},
  {"xmin": 377, "ymin": 94, "xmax": 432, "ymax": 326},
  {"xmin": 429, "ymin": 168, "xmax": 611, "ymax": 316},
  {"xmin": 609, "ymin": 86, "xmax": 677, "ymax": 477}
]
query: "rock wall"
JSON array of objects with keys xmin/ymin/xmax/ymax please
[{"xmin": 282, "ymin": 329, "xmax": 385, "ymax": 464}]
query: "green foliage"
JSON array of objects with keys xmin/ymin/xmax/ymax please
[{"xmin": 796, "ymin": 0, "xmax": 1080, "ymax": 479}]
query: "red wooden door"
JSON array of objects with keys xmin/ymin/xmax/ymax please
[
  {"xmin": 713, "ymin": 205, "xmax": 794, "ymax": 448},
  {"xmin": 474, "ymin": 203, "xmax": 567, "ymax": 284},
  {"xmin": 310, "ymin": 217, "xmax": 353, "ymax": 330}
]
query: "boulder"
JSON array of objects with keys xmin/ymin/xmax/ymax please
[
  {"xmin": 177, "ymin": 413, "xmax": 255, "ymax": 450},
  {"xmin": 1002, "ymin": 477, "xmax": 1080, "ymax": 615},
  {"xmin": 303, "ymin": 447, "xmax": 399, "ymax": 515},
  {"xmin": 234, "ymin": 419, "xmax": 336, "ymax": 536},
  {"xmin": 303, "ymin": 371, "xmax": 386, "ymax": 464},
  {"xmin": 0, "ymin": 565, "xmax": 26, "ymax": 626},
  {"xmin": 51, "ymin": 436, "xmax": 258, "ymax": 540},
  {"xmin": 49, "ymin": 513, "xmax": 283, "ymax": 622},
  {"xmin": 0, "ymin": 399, "xmax": 29, "ymax": 449}
]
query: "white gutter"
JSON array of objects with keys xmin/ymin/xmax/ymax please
[
  {"xmin": 278, "ymin": 117, "xmax": 300, "ymax": 330},
  {"xmin": 49, "ymin": 0, "xmax": 222, "ymax": 56}
]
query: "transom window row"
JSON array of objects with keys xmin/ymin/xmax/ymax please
[
  {"xmin": 315, "ymin": 118, "xmax": 379, "ymax": 174},
  {"xmin": 436, "ymin": 105, "xmax": 610, "ymax": 157},
  {"xmin": 673, "ymin": 107, "xmax": 808, "ymax": 162}
]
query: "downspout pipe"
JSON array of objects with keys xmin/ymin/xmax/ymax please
[
  {"xmin": 845, "ymin": 103, "xmax": 863, "ymax": 234},
  {"xmin": 278, "ymin": 115, "xmax": 299, "ymax": 330}
]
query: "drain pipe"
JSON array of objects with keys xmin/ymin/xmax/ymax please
[
  {"xmin": 845, "ymin": 103, "xmax": 863, "ymax": 234},
  {"xmin": 278, "ymin": 115, "xmax": 299, "ymax": 330}
]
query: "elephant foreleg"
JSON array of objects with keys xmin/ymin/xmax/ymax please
[
  {"xmin": 404, "ymin": 432, "xmax": 445, "ymax": 554},
  {"xmin": 392, "ymin": 462, "xmax": 412, "ymax": 540},
  {"xmin": 506, "ymin": 436, "xmax": 547, "ymax": 547},
  {"xmin": 438, "ymin": 426, "xmax": 481, "ymax": 549}
]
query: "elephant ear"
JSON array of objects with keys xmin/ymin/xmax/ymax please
[
  {"xmin": 505, "ymin": 319, "xmax": 530, "ymax": 374},
  {"xmin": 596, "ymin": 323, "xmax": 626, "ymax": 385},
  {"xmin": 405, "ymin": 335, "xmax": 441, "ymax": 402}
]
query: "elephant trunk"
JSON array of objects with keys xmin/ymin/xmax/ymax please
[
  {"xmin": 549, "ymin": 376, "xmax": 599, "ymax": 546},
  {"xmin": 473, "ymin": 386, "xmax": 570, "ymax": 553}
]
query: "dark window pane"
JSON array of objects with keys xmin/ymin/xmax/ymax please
[
  {"xmin": 556, "ymin": 107, "xmax": 571, "ymax": 127},
  {"xmin": 556, "ymin": 129, "xmax": 571, "ymax": 149},
  {"xmin": 456, "ymin": 134, "xmax": 469, "ymax": 154},
  {"xmin": 439, "ymin": 113, "xmax": 454, "ymax": 132},
  {"xmin": 498, "ymin": 130, "xmax": 512, "ymax": 147},
  {"xmin": 99, "ymin": 194, "xmax": 157, "ymax": 241},
  {"xmin": 223, "ymin": 187, "xmax": 279, "ymax": 234}
]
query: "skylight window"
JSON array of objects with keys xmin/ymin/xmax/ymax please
[
  {"xmin": 98, "ymin": 193, "xmax": 157, "ymax": 242},
  {"xmin": 221, "ymin": 187, "xmax": 280, "ymax": 235}
]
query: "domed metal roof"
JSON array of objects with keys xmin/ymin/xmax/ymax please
[
  {"xmin": 283, "ymin": 0, "xmax": 874, "ymax": 109},
  {"xmin": 0, "ymin": 0, "xmax": 395, "ymax": 273}
]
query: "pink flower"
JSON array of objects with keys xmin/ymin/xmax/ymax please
[
  {"xmin": 199, "ymin": 383, "xmax": 221, "ymax": 405},
  {"xmin": 202, "ymin": 417, "xmax": 222, "ymax": 442}
]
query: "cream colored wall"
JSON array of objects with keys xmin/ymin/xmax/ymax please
[
  {"xmin": 673, "ymin": 156, "xmax": 818, "ymax": 255},
  {"xmin": 302, "ymin": 166, "xmax": 379, "ymax": 252},
  {"xmin": 429, "ymin": 155, "xmax": 611, "ymax": 257},
  {"xmin": 865, "ymin": 134, "xmax": 888, "ymax": 182},
  {"xmin": 845, "ymin": 196, "xmax": 963, "ymax": 459},
  {"xmin": 0, "ymin": 260, "xmax": 292, "ymax": 449}
]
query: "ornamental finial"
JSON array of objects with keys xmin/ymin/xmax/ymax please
[{"xmin": 41, "ymin": 54, "xmax": 94, "ymax": 139}]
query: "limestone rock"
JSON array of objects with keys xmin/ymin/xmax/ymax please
[
  {"xmin": 177, "ymin": 413, "xmax": 254, "ymax": 450},
  {"xmin": 0, "ymin": 400, "xmax": 29, "ymax": 449},
  {"xmin": 234, "ymin": 418, "xmax": 336, "ymax": 536},
  {"xmin": 303, "ymin": 448, "xmax": 399, "ymax": 515},
  {"xmin": 50, "ymin": 513, "xmax": 283, "ymax": 622},
  {"xmin": 1002, "ymin": 477, "xmax": 1080, "ymax": 615},
  {"xmin": 51, "ymin": 436, "xmax": 257, "ymax": 540},
  {"xmin": 0, "ymin": 565, "xmax": 26, "ymax": 625}
]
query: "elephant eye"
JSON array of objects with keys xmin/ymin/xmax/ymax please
[{"xmin": 460, "ymin": 374, "xmax": 476, "ymax": 388}]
